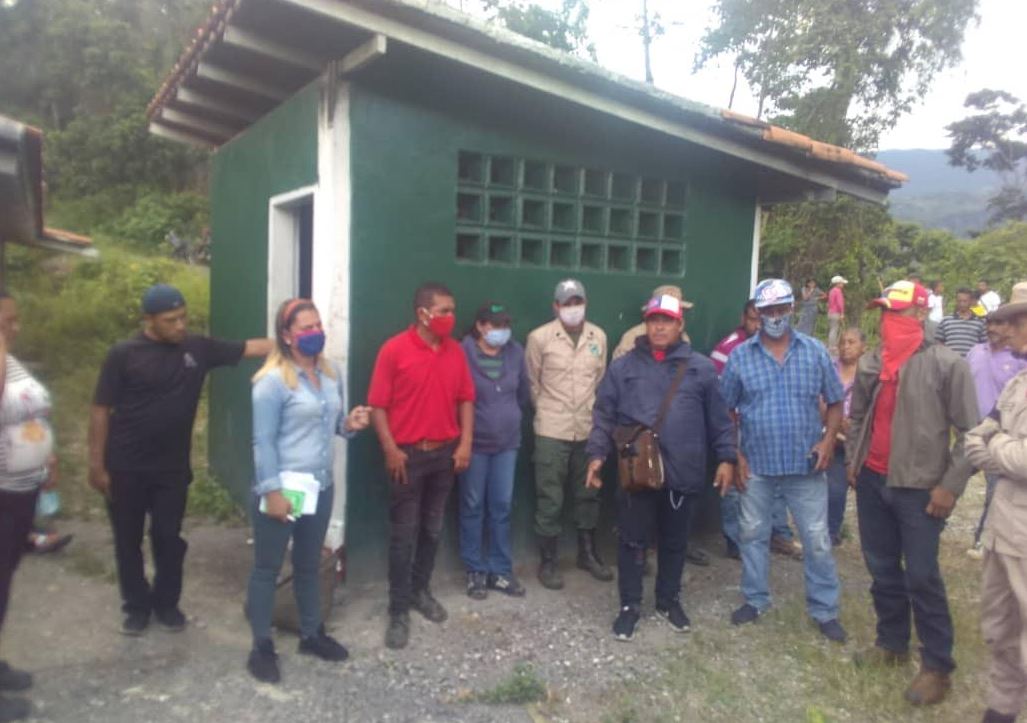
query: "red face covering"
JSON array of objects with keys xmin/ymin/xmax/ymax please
[
  {"xmin": 879, "ymin": 311, "xmax": 923, "ymax": 381},
  {"xmin": 426, "ymin": 313, "xmax": 455, "ymax": 338}
]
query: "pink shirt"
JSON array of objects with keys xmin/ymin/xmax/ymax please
[
  {"xmin": 710, "ymin": 326, "xmax": 749, "ymax": 375},
  {"xmin": 828, "ymin": 286, "xmax": 845, "ymax": 315}
]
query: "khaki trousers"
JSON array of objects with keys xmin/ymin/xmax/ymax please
[{"xmin": 982, "ymin": 548, "xmax": 1027, "ymax": 716}]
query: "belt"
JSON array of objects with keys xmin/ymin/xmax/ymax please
[{"xmin": 405, "ymin": 438, "xmax": 457, "ymax": 452}]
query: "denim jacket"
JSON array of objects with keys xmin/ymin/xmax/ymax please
[{"xmin": 252, "ymin": 363, "xmax": 355, "ymax": 496}]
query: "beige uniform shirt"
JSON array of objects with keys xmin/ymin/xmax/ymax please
[
  {"xmin": 525, "ymin": 319, "xmax": 607, "ymax": 441},
  {"xmin": 966, "ymin": 369, "xmax": 1027, "ymax": 558},
  {"xmin": 612, "ymin": 323, "xmax": 690, "ymax": 361}
]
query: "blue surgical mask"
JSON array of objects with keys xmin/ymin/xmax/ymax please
[
  {"xmin": 295, "ymin": 330, "xmax": 326, "ymax": 357},
  {"xmin": 484, "ymin": 328, "xmax": 512, "ymax": 348},
  {"xmin": 760, "ymin": 313, "xmax": 792, "ymax": 339}
]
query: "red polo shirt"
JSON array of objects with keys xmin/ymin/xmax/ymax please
[{"xmin": 367, "ymin": 326, "xmax": 475, "ymax": 445}]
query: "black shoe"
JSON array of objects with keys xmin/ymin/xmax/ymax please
[
  {"xmin": 0, "ymin": 695, "xmax": 30, "ymax": 722},
  {"xmin": 385, "ymin": 613, "xmax": 409, "ymax": 650},
  {"xmin": 411, "ymin": 589, "xmax": 447, "ymax": 623},
  {"xmin": 982, "ymin": 708, "xmax": 1017, "ymax": 723},
  {"xmin": 538, "ymin": 536, "xmax": 564, "ymax": 590},
  {"xmin": 818, "ymin": 618, "xmax": 847, "ymax": 643},
  {"xmin": 466, "ymin": 572, "xmax": 488, "ymax": 600},
  {"xmin": 577, "ymin": 529, "xmax": 614, "ymax": 582},
  {"xmin": 154, "ymin": 607, "xmax": 187, "ymax": 632},
  {"xmin": 247, "ymin": 639, "xmax": 280, "ymax": 683},
  {"xmin": 120, "ymin": 611, "xmax": 150, "ymax": 636},
  {"xmin": 725, "ymin": 539, "xmax": 741, "ymax": 560},
  {"xmin": 0, "ymin": 663, "xmax": 31, "ymax": 692},
  {"xmin": 487, "ymin": 573, "xmax": 526, "ymax": 597},
  {"xmin": 298, "ymin": 626, "xmax": 349, "ymax": 662},
  {"xmin": 730, "ymin": 603, "xmax": 762, "ymax": 626},
  {"xmin": 655, "ymin": 600, "xmax": 692, "ymax": 633},
  {"xmin": 685, "ymin": 547, "xmax": 711, "ymax": 567},
  {"xmin": 612, "ymin": 606, "xmax": 640, "ymax": 641}
]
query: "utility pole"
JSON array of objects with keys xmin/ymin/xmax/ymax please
[{"xmin": 641, "ymin": 0, "xmax": 654, "ymax": 84}]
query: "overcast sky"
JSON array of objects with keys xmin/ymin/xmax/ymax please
[{"xmin": 462, "ymin": 0, "xmax": 1027, "ymax": 151}]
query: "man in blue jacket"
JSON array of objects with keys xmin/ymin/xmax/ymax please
[{"xmin": 585, "ymin": 294, "xmax": 736, "ymax": 641}]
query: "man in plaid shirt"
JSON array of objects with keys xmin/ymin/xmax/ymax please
[{"xmin": 720, "ymin": 279, "xmax": 847, "ymax": 642}]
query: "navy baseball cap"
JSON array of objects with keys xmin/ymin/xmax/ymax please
[{"xmin": 142, "ymin": 284, "xmax": 186, "ymax": 315}]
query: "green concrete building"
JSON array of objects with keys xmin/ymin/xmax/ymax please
[{"xmin": 148, "ymin": 0, "xmax": 904, "ymax": 578}]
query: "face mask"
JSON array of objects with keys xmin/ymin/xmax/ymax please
[
  {"xmin": 294, "ymin": 329, "xmax": 326, "ymax": 357},
  {"xmin": 484, "ymin": 328, "xmax": 511, "ymax": 348},
  {"xmin": 558, "ymin": 305, "xmax": 586, "ymax": 327},
  {"xmin": 760, "ymin": 313, "xmax": 792, "ymax": 339},
  {"xmin": 424, "ymin": 312, "xmax": 456, "ymax": 338}
]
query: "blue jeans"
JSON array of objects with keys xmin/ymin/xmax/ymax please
[
  {"xmin": 739, "ymin": 472, "xmax": 839, "ymax": 622},
  {"xmin": 246, "ymin": 485, "xmax": 334, "ymax": 642},
  {"xmin": 458, "ymin": 450, "xmax": 517, "ymax": 576},
  {"xmin": 826, "ymin": 447, "xmax": 849, "ymax": 540},
  {"xmin": 722, "ymin": 485, "xmax": 793, "ymax": 546},
  {"xmin": 856, "ymin": 466, "xmax": 954, "ymax": 672}
]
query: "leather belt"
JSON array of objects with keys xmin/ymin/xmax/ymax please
[{"xmin": 406, "ymin": 438, "xmax": 456, "ymax": 452}]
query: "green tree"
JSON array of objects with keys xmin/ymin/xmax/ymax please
[
  {"xmin": 697, "ymin": 0, "xmax": 979, "ymax": 149},
  {"xmin": 479, "ymin": 0, "xmax": 596, "ymax": 60},
  {"xmin": 946, "ymin": 89, "xmax": 1027, "ymax": 226}
]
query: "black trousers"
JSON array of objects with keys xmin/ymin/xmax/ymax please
[
  {"xmin": 107, "ymin": 471, "xmax": 190, "ymax": 615},
  {"xmin": 387, "ymin": 443, "xmax": 456, "ymax": 616},
  {"xmin": 617, "ymin": 487, "xmax": 693, "ymax": 609},
  {"xmin": 0, "ymin": 488, "xmax": 39, "ymax": 632}
]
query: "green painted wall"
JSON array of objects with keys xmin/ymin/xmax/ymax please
[
  {"xmin": 344, "ymin": 79, "xmax": 757, "ymax": 578},
  {"xmin": 208, "ymin": 82, "xmax": 320, "ymax": 503}
]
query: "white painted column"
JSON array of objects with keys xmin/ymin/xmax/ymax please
[
  {"xmin": 313, "ymin": 77, "xmax": 352, "ymax": 551},
  {"xmin": 750, "ymin": 202, "xmax": 762, "ymax": 294}
]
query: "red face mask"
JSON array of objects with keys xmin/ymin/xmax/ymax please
[
  {"xmin": 425, "ymin": 312, "xmax": 455, "ymax": 338},
  {"xmin": 879, "ymin": 311, "xmax": 923, "ymax": 381}
]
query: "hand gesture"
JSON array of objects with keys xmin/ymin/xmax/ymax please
[
  {"xmin": 585, "ymin": 458, "xmax": 604, "ymax": 489},
  {"xmin": 88, "ymin": 466, "xmax": 111, "ymax": 499},
  {"xmin": 385, "ymin": 445, "xmax": 409, "ymax": 484},
  {"xmin": 453, "ymin": 443, "xmax": 471, "ymax": 474},
  {"xmin": 345, "ymin": 405, "xmax": 372, "ymax": 432},
  {"xmin": 713, "ymin": 461, "xmax": 735, "ymax": 497},
  {"xmin": 926, "ymin": 486, "xmax": 956, "ymax": 519},
  {"xmin": 263, "ymin": 490, "xmax": 294, "ymax": 523}
]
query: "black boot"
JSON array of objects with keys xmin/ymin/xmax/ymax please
[
  {"xmin": 577, "ymin": 529, "xmax": 614, "ymax": 581},
  {"xmin": 537, "ymin": 536, "xmax": 564, "ymax": 590}
]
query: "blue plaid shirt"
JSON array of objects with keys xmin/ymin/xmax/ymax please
[{"xmin": 720, "ymin": 331, "xmax": 844, "ymax": 477}]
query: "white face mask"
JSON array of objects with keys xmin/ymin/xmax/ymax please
[{"xmin": 558, "ymin": 305, "xmax": 586, "ymax": 327}]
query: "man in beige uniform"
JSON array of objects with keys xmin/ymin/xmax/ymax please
[
  {"xmin": 966, "ymin": 282, "xmax": 1027, "ymax": 723},
  {"xmin": 526, "ymin": 279, "xmax": 610, "ymax": 589},
  {"xmin": 612, "ymin": 285, "xmax": 692, "ymax": 361}
]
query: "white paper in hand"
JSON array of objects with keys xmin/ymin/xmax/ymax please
[{"xmin": 278, "ymin": 471, "xmax": 320, "ymax": 515}]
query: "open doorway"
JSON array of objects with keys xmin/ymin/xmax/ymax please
[{"xmin": 267, "ymin": 186, "xmax": 315, "ymax": 333}]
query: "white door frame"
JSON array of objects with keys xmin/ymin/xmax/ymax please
[{"xmin": 266, "ymin": 185, "xmax": 317, "ymax": 335}]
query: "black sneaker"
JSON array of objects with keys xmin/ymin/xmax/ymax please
[
  {"xmin": 298, "ymin": 626, "xmax": 349, "ymax": 662},
  {"xmin": 466, "ymin": 572, "xmax": 487, "ymax": 600},
  {"xmin": 655, "ymin": 600, "xmax": 691, "ymax": 633},
  {"xmin": 486, "ymin": 573, "xmax": 526, "ymax": 597},
  {"xmin": 612, "ymin": 606, "xmax": 640, "ymax": 642},
  {"xmin": 818, "ymin": 618, "xmax": 847, "ymax": 643},
  {"xmin": 730, "ymin": 603, "xmax": 762, "ymax": 626},
  {"xmin": 247, "ymin": 639, "xmax": 280, "ymax": 683},
  {"xmin": 154, "ymin": 607, "xmax": 187, "ymax": 632},
  {"xmin": 120, "ymin": 611, "xmax": 150, "ymax": 636},
  {"xmin": 0, "ymin": 662, "xmax": 31, "ymax": 692},
  {"xmin": 411, "ymin": 589, "xmax": 448, "ymax": 623},
  {"xmin": 385, "ymin": 613, "xmax": 409, "ymax": 650},
  {"xmin": 0, "ymin": 695, "xmax": 30, "ymax": 721}
]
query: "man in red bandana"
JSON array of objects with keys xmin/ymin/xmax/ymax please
[{"xmin": 846, "ymin": 280, "xmax": 979, "ymax": 707}]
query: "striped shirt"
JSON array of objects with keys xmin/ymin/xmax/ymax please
[
  {"xmin": 721, "ymin": 331, "xmax": 844, "ymax": 477},
  {"xmin": 476, "ymin": 348, "xmax": 504, "ymax": 381},
  {"xmin": 935, "ymin": 314, "xmax": 987, "ymax": 358},
  {"xmin": 0, "ymin": 355, "xmax": 53, "ymax": 493}
]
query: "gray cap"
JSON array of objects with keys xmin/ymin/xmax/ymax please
[{"xmin": 554, "ymin": 278, "xmax": 586, "ymax": 304}]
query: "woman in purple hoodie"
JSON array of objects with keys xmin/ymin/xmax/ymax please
[{"xmin": 459, "ymin": 302, "xmax": 532, "ymax": 600}]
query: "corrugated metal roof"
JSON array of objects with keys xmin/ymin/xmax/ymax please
[{"xmin": 148, "ymin": 0, "xmax": 906, "ymax": 199}]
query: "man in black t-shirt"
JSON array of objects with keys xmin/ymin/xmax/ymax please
[{"xmin": 88, "ymin": 284, "xmax": 271, "ymax": 635}]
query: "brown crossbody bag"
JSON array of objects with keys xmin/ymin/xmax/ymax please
[{"xmin": 611, "ymin": 360, "xmax": 689, "ymax": 494}]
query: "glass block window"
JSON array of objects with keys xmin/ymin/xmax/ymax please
[{"xmin": 455, "ymin": 151, "xmax": 687, "ymax": 276}]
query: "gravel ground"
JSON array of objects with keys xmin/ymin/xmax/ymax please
[{"xmin": 3, "ymin": 483, "xmax": 990, "ymax": 722}]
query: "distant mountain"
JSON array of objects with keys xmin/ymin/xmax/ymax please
[{"xmin": 876, "ymin": 149, "xmax": 1002, "ymax": 237}]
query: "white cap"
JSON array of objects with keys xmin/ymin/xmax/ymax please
[{"xmin": 831, "ymin": 275, "xmax": 848, "ymax": 285}]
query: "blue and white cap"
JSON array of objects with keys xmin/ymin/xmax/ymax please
[{"xmin": 752, "ymin": 279, "xmax": 794, "ymax": 309}]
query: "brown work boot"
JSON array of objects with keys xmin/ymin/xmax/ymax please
[
  {"xmin": 853, "ymin": 645, "xmax": 911, "ymax": 668},
  {"xmin": 770, "ymin": 535, "xmax": 803, "ymax": 559},
  {"xmin": 537, "ymin": 536, "xmax": 564, "ymax": 590},
  {"xmin": 904, "ymin": 668, "xmax": 951, "ymax": 706}
]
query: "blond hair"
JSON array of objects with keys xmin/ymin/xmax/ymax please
[{"xmin": 253, "ymin": 299, "xmax": 336, "ymax": 390}]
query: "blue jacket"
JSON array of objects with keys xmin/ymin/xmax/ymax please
[
  {"xmin": 586, "ymin": 338, "xmax": 736, "ymax": 494},
  {"xmin": 461, "ymin": 336, "xmax": 532, "ymax": 454}
]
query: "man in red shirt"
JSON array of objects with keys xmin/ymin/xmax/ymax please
[
  {"xmin": 368, "ymin": 282, "xmax": 475, "ymax": 650},
  {"xmin": 827, "ymin": 275, "xmax": 847, "ymax": 353}
]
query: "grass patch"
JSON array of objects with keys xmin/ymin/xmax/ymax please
[
  {"xmin": 186, "ymin": 470, "xmax": 244, "ymax": 523},
  {"xmin": 472, "ymin": 663, "xmax": 547, "ymax": 705}
]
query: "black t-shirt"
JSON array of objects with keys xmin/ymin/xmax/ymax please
[{"xmin": 93, "ymin": 333, "xmax": 245, "ymax": 472}]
